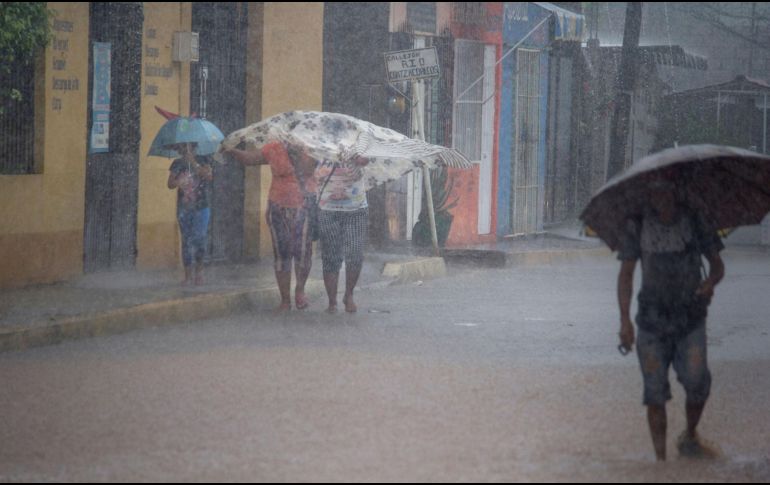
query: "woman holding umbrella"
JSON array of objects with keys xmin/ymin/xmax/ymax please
[
  {"xmin": 167, "ymin": 142, "xmax": 214, "ymax": 286},
  {"xmin": 149, "ymin": 110, "xmax": 224, "ymax": 286}
]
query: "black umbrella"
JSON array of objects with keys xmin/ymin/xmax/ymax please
[{"xmin": 581, "ymin": 145, "xmax": 770, "ymax": 251}]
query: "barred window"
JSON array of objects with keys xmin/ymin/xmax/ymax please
[
  {"xmin": 453, "ymin": 40, "xmax": 485, "ymax": 162},
  {"xmin": 0, "ymin": 54, "xmax": 38, "ymax": 174},
  {"xmin": 452, "ymin": 3, "xmax": 487, "ymax": 25},
  {"xmin": 407, "ymin": 3, "xmax": 436, "ymax": 34}
]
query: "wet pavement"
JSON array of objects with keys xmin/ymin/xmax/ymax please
[{"xmin": 1, "ymin": 253, "xmax": 768, "ymax": 481}]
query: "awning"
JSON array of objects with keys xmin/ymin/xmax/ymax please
[{"xmin": 535, "ymin": 2, "xmax": 584, "ymax": 41}]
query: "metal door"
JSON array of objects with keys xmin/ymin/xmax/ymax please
[
  {"xmin": 83, "ymin": 3, "xmax": 143, "ymax": 273},
  {"xmin": 511, "ymin": 49, "xmax": 541, "ymax": 235},
  {"xmin": 191, "ymin": 2, "xmax": 247, "ymax": 263}
]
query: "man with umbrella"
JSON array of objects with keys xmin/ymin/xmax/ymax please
[
  {"xmin": 582, "ymin": 145, "xmax": 770, "ymax": 461},
  {"xmin": 615, "ymin": 169, "xmax": 724, "ymax": 461}
]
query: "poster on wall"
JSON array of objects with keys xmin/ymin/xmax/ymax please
[{"xmin": 89, "ymin": 42, "xmax": 111, "ymax": 153}]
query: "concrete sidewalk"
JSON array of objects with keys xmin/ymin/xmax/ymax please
[
  {"xmin": 3, "ymin": 221, "xmax": 762, "ymax": 353},
  {"xmin": 0, "ymin": 224, "xmax": 609, "ymax": 353},
  {"xmin": 442, "ymin": 221, "xmax": 610, "ymax": 268},
  {"xmin": 0, "ymin": 251, "xmax": 446, "ymax": 353}
]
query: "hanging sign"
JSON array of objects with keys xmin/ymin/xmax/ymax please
[{"xmin": 384, "ymin": 47, "xmax": 440, "ymax": 82}]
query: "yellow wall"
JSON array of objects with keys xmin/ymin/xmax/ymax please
[
  {"xmin": 136, "ymin": 2, "xmax": 192, "ymax": 270},
  {"xmin": 0, "ymin": 2, "xmax": 325, "ymax": 288},
  {"xmin": 256, "ymin": 2, "xmax": 325, "ymax": 256},
  {"xmin": 0, "ymin": 3, "xmax": 89, "ymax": 288},
  {"xmin": 242, "ymin": 2, "xmax": 264, "ymax": 262}
]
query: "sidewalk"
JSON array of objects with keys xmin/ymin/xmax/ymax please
[
  {"xmin": 442, "ymin": 220, "xmax": 610, "ymax": 267},
  {"xmin": 0, "ymin": 251, "xmax": 444, "ymax": 353},
  {"xmin": 0, "ymin": 225, "xmax": 607, "ymax": 353},
  {"xmin": 3, "ymin": 222, "xmax": 763, "ymax": 353}
]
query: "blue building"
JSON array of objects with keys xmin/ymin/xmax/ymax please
[{"xmin": 497, "ymin": 2, "xmax": 583, "ymax": 236}]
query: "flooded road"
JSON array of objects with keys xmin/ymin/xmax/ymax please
[{"xmin": 1, "ymin": 254, "xmax": 768, "ymax": 481}]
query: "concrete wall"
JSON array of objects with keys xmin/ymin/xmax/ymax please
[{"xmin": 0, "ymin": 3, "xmax": 90, "ymax": 288}]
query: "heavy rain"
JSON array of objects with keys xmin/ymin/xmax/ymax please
[{"xmin": 1, "ymin": 2, "xmax": 769, "ymax": 482}]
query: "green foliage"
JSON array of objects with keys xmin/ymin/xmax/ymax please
[{"xmin": 0, "ymin": 3, "xmax": 53, "ymax": 113}]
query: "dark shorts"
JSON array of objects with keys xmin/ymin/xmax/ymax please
[
  {"xmin": 267, "ymin": 201, "xmax": 313, "ymax": 273},
  {"xmin": 636, "ymin": 324, "xmax": 711, "ymax": 406}
]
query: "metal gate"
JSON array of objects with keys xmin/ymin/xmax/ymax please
[
  {"xmin": 545, "ymin": 55, "xmax": 575, "ymax": 224},
  {"xmin": 511, "ymin": 49, "xmax": 542, "ymax": 235},
  {"xmin": 83, "ymin": 3, "xmax": 143, "ymax": 273},
  {"xmin": 191, "ymin": 2, "xmax": 247, "ymax": 263}
]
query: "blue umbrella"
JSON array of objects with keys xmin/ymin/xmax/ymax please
[{"xmin": 148, "ymin": 117, "xmax": 224, "ymax": 158}]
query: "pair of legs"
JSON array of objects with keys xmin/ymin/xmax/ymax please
[
  {"xmin": 268, "ymin": 202, "xmax": 313, "ymax": 311},
  {"xmin": 274, "ymin": 263, "xmax": 311, "ymax": 311},
  {"xmin": 318, "ymin": 208, "xmax": 368, "ymax": 313},
  {"xmin": 637, "ymin": 324, "xmax": 713, "ymax": 461},
  {"xmin": 178, "ymin": 207, "xmax": 211, "ymax": 286},
  {"xmin": 646, "ymin": 400, "xmax": 708, "ymax": 462}
]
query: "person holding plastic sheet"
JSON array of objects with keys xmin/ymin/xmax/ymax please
[{"xmin": 225, "ymin": 142, "xmax": 317, "ymax": 311}]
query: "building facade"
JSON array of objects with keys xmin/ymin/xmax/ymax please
[{"xmin": 0, "ymin": 2, "xmax": 325, "ymax": 289}]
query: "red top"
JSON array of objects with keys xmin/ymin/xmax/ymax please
[{"xmin": 263, "ymin": 142, "xmax": 316, "ymax": 208}]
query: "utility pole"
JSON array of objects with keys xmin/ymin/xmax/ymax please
[{"xmin": 606, "ymin": 2, "xmax": 643, "ymax": 181}]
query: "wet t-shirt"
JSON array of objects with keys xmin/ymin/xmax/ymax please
[
  {"xmin": 170, "ymin": 156, "xmax": 213, "ymax": 212},
  {"xmin": 617, "ymin": 210, "xmax": 724, "ymax": 337},
  {"xmin": 315, "ymin": 162, "xmax": 368, "ymax": 211}
]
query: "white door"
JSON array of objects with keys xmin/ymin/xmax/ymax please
[
  {"xmin": 478, "ymin": 44, "xmax": 496, "ymax": 235},
  {"xmin": 511, "ymin": 48, "xmax": 541, "ymax": 235}
]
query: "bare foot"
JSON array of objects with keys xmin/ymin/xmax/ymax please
[
  {"xmin": 275, "ymin": 302, "xmax": 291, "ymax": 313},
  {"xmin": 194, "ymin": 274, "xmax": 205, "ymax": 286},
  {"xmin": 295, "ymin": 292, "xmax": 309, "ymax": 310},
  {"xmin": 677, "ymin": 432, "xmax": 721, "ymax": 459},
  {"xmin": 342, "ymin": 296, "xmax": 357, "ymax": 313},
  {"xmin": 326, "ymin": 304, "xmax": 337, "ymax": 314}
]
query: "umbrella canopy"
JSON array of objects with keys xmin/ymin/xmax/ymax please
[
  {"xmin": 215, "ymin": 111, "xmax": 472, "ymax": 190},
  {"xmin": 148, "ymin": 117, "xmax": 224, "ymax": 158},
  {"xmin": 581, "ymin": 145, "xmax": 770, "ymax": 251}
]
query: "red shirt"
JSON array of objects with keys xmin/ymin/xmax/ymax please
[{"xmin": 263, "ymin": 142, "xmax": 304, "ymax": 208}]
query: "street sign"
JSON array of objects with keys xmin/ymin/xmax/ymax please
[{"xmin": 384, "ymin": 47, "xmax": 440, "ymax": 82}]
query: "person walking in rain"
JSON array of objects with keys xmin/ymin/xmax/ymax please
[
  {"xmin": 225, "ymin": 142, "xmax": 317, "ymax": 311},
  {"xmin": 167, "ymin": 142, "xmax": 214, "ymax": 286},
  {"xmin": 616, "ymin": 172, "xmax": 725, "ymax": 461},
  {"xmin": 315, "ymin": 155, "xmax": 370, "ymax": 314}
]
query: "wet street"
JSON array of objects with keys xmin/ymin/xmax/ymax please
[{"xmin": 1, "ymin": 254, "xmax": 769, "ymax": 482}]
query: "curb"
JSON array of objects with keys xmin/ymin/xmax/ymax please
[
  {"xmin": 381, "ymin": 257, "xmax": 447, "ymax": 285},
  {"xmin": 0, "ymin": 281, "xmax": 326, "ymax": 353},
  {"xmin": 442, "ymin": 247, "xmax": 611, "ymax": 268},
  {"xmin": 505, "ymin": 247, "xmax": 611, "ymax": 266},
  {"xmin": 442, "ymin": 250, "xmax": 507, "ymax": 268}
]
